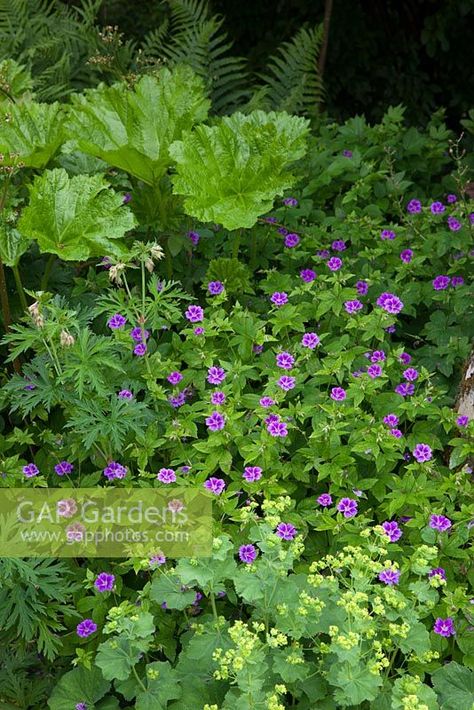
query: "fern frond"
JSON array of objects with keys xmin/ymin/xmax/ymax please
[{"xmin": 257, "ymin": 25, "xmax": 325, "ymax": 116}]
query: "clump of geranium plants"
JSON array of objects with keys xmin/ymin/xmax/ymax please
[{"xmin": 0, "ymin": 64, "xmax": 472, "ymax": 709}]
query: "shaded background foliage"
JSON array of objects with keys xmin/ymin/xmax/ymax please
[{"xmin": 86, "ymin": 0, "xmax": 474, "ymax": 126}]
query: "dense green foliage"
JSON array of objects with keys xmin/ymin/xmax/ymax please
[{"xmin": 0, "ymin": 23, "xmax": 473, "ymax": 710}]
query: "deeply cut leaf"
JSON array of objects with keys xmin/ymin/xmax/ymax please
[
  {"xmin": 68, "ymin": 66, "xmax": 210, "ymax": 185},
  {"xmin": 18, "ymin": 168, "xmax": 135, "ymax": 260},
  {"xmin": 169, "ymin": 109, "xmax": 309, "ymax": 230}
]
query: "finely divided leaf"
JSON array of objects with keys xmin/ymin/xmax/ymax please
[
  {"xmin": 18, "ymin": 168, "xmax": 135, "ymax": 260},
  {"xmin": 68, "ymin": 66, "xmax": 210, "ymax": 185},
  {"xmin": 169, "ymin": 110, "xmax": 309, "ymax": 229}
]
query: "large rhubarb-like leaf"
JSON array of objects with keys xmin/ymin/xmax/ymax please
[
  {"xmin": 0, "ymin": 100, "xmax": 64, "ymax": 168},
  {"xmin": 18, "ymin": 168, "xmax": 135, "ymax": 260},
  {"xmin": 169, "ymin": 110, "xmax": 309, "ymax": 230},
  {"xmin": 68, "ymin": 65, "xmax": 210, "ymax": 185}
]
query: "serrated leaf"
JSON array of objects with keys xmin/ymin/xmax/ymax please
[
  {"xmin": 150, "ymin": 573, "xmax": 197, "ymax": 610},
  {"xmin": 0, "ymin": 223, "xmax": 30, "ymax": 266},
  {"xmin": 0, "ymin": 101, "xmax": 64, "ymax": 168},
  {"xmin": 169, "ymin": 110, "xmax": 309, "ymax": 230},
  {"xmin": 432, "ymin": 662, "xmax": 474, "ymax": 710},
  {"xmin": 135, "ymin": 662, "xmax": 181, "ymax": 710},
  {"xmin": 47, "ymin": 666, "xmax": 110, "ymax": 710},
  {"xmin": 68, "ymin": 66, "xmax": 210, "ymax": 185},
  {"xmin": 18, "ymin": 168, "xmax": 135, "ymax": 260},
  {"xmin": 95, "ymin": 637, "xmax": 143, "ymax": 681}
]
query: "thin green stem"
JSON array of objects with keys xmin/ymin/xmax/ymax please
[
  {"xmin": 131, "ymin": 664, "xmax": 147, "ymax": 693},
  {"xmin": 12, "ymin": 264, "xmax": 28, "ymax": 311},
  {"xmin": 232, "ymin": 229, "xmax": 242, "ymax": 260},
  {"xmin": 41, "ymin": 254, "xmax": 56, "ymax": 291}
]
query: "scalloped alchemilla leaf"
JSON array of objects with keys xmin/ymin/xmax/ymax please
[
  {"xmin": 0, "ymin": 101, "xmax": 64, "ymax": 168},
  {"xmin": 47, "ymin": 666, "xmax": 110, "ymax": 710},
  {"xmin": 169, "ymin": 110, "xmax": 309, "ymax": 230},
  {"xmin": 18, "ymin": 168, "xmax": 135, "ymax": 261},
  {"xmin": 68, "ymin": 66, "xmax": 210, "ymax": 185}
]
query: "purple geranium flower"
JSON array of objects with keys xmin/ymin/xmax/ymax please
[
  {"xmin": 367, "ymin": 364, "xmax": 382, "ymax": 378},
  {"xmin": 447, "ymin": 216, "xmax": 461, "ymax": 231},
  {"xmin": 400, "ymin": 249, "xmax": 413, "ymax": 263},
  {"xmin": 457, "ymin": 415, "xmax": 469, "ymax": 427},
  {"xmin": 403, "ymin": 368, "xmax": 418, "ymax": 381},
  {"xmin": 399, "ymin": 352, "xmax": 412, "ymax": 364},
  {"xmin": 94, "ymin": 573, "xmax": 115, "ymax": 592},
  {"xmin": 332, "ymin": 240, "xmax": 346, "ymax": 251},
  {"xmin": 381, "ymin": 229, "xmax": 396, "ymax": 240},
  {"xmin": 118, "ymin": 389, "xmax": 133, "ymax": 399},
  {"xmin": 23, "ymin": 463, "xmax": 39, "ymax": 478},
  {"xmin": 266, "ymin": 418, "xmax": 288, "ymax": 437},
  {"xmin": 317, "ymin": 493, "xmax": 332, "ymax": 507},
  {"xmin": 276, "ymin": 352, "xmax": 295, "ymax": 370},
  {"xmin": 327, "ymin": 257, "xmax": 342, "ymax": 271},
  {"xmin": 206, "ymin": 411, "xmax": 225, "ymax": 431},
  {"xmin": 413, "ymin": 443, "xmax": 432, "ymax": 462},
  {"xmin": 130, "ymin": 327, "xmax": 149, "ymax": 342},
  {"xmin": 430, "ymin": 201, "xmax": 445, "ymax": 214},
  {"xmin": 277, "ymin": 376, "xmax": 296, "ymax": 391},
  {"xmin": 207, "ymin": 367, "xmax": 226, "ymax": 385},
  {"xmin": 330, "ymin": 387, "xmax": 346, "ymax": 401},
  {"xmin": 167, "ymin": 371, "xmax": 183, "ymax": 385},
  {"xmin": 395, "ymin": 383, "xmax": 415, "ymax": 397},
  {"xmin": 54, "ymin": 461, "xmax": 74, "ymax": 476},
  {"xmin": 429, "ymin": 567, "xmax": 446, "ymax": 580},
  {"xmin": 194, "ymin": 326, "xmax": 205, "ymax": 335},
  {"xmin": 407, "ymin": 199, "xmax": 422, "ymax": 213},
  {"xmin": 344, "ymin": 299, "xmax": 363, "ymax": 314},
  {"xmin": 342, "ymin": 149, "xmax": 353, "ymax": 158},
  {"xmin": 270, "ymin": 292, "xmax": 288, "ymax": 307},
  {"xmin": 208, "ymin": 281, "xmax": 224, "ymax": 295},
  {"xmin": 260, "ymin": 396, "xmax": 275, "ymax": 407},
  {"xmin": 356, "ymin": 280, "xmax": 369, "ymax": 295},
  {"xmin": 211, "ymin": 391, "xmax": 226, "ymax": 405},
  {"xmin": 383, "ymin": 414, "xmax": 399, "ymax": 427},
  {"xmin": 103, "ymin": 461, "xmax": 127, "ymax": 480},
  {"xmin": 337, "ymin": 498, "xmax": 358, "ymax": 518},
  {"xmin": 301, "ymin": 332, "xmax": 320, "ymax": 349},
  {"xmin": 300, "ymin": 268, "xmax": 316, "ymax": 282},
  {"xmin": 204, "ymin": 477, "xmax": 226, "ymax": 495},
  {"xmin": 378, "ymin": 568, "xmax": 400, "ymax": 585},
  {"xmin": 382, "ymin": 521, "xmax": 402, "ymax": 542},
  {"xmin": 134, "ymin": 343, "xmax": 147, "ymax": 356},
  {"xmin": 188, "ymin": 231, "xmax": 200, "ymax": 245},
  {"xmin": 185, "ymin": 305, "xmax": 204, "ymax": 322},
  {"xmin": 451, "ymin": 276, "xmax": 464, "ymax": 287},
  {"xmin": 432, "ymin": 275, "xmax": 450, "ymax": 290},
  {"xmin": 157, "ymin": 468, "xmax": 176, "ymax": 484},
  {"xmin": 239, "ymin": 544, "xmax": 257, "ymax": 563},
  {"xmin": 433, "ymin": 617, "xmax": 455, "ymax": 637},
  {"xmin": 276, "ymin": 522, "xmax": 297, "ymax": 540},
  {"xmin": 429, "ymin": 514, "xmax": 452, "ymax": 532},
  {"xmin": 390, "ymin": 428, "xmax": 403, "ymax": 438},
  {"xmin": 284, "ymin": 233, "xmax": 300, "ymax": 248},
  {"xmin": 283, "ymin": 197, "xmax": 298, "ymax": 207},
  {"xmin": 376, "ymin": 292, "xmax": 404, "ymax": 315},
  {"xmin": 76, "ymin": 619, "xmax": 97, "ymax": 638},
  {"xmin": 447, "ymin": 194, "xmax": 457, "ymax": 203},
  {"xmin": 107, "ymin": 313, "xmax": 127, "ymax": 329},
  {"xmin": 243, "ymin": 466, "xmax": 262, "ymax": 482}
]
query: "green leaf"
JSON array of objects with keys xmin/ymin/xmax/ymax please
[
  {"xmin": 0, "ymin": 101, "xmax": 64, "ymax": 168},
  {"xmin": 432, "ymin": 662, "xmax": 474, "ymax": 710},
  {"xmin": 135, "ymin": 662, "xmax": 181, "ymax": 710},
  {"xmin": 18, "ymin": 168, "xmax": 135, "ymax": 260},
  {"xmin": 150, "ymin": 573, "xmax": 197, "ymax": 610},
  {"xmin": 330, "ymin": 662, "xmax": 383, "ymax": 706},
  {"xmin": 47, "ymin": 666, "xmax": 110, "ymax": 710},
  {"xmin": 0, "ymin": 223, "xmax": 30, "ymax": 267},
  {"xmin": 68, "ymin": 66, "xmax": 210, "ymax": 185},
  {"xmin": 95, "ymin": 636, "xmax": 143, "ymax": 681},
  {"xmin": 169, "ymin": 109, "xmax": 309, "ymax": 230}
]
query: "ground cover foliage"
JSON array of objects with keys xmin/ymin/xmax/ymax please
[{"xmin": 0, "ymin": 28, "xmax": 473, "ymax": 710}]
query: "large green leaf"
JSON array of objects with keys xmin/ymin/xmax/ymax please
[
  {"xmin": 95, "ymin": 636, "xmax": 144, "ymax": 681},
  {"xmin": 135, "ymin": 662, "xmax": 182, "ymax": 710},
  {"xmin": 0, "ymin": 223, "xmax": 30, "ymax": 266},
  {"xmin": 0, "ymin": 101, "xmax": 64, "ymax": 167},
  {"xmin": 169, "ymin": 109, "xmax": 309, "ymax": 230},
  {"xmin": 432, "ymin": 662, "xmax": 474, "ymax": 710},
  {"xmin": 68, "ymin": 66, "xmax": 210, "ymax": 185},
  {"xmin": 47, "ymin": 666, "xmax": 110, "ymax": 710},
  {"xmin": 18, "ymin": 168, "xmax": 135, "ymax": 260}
]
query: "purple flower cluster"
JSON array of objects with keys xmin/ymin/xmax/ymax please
[
  {"xmin": 266, "ymin": 414, "xmax": 288, "ymax": 437},
  {"xmin": 103, "ymin": 461, "xmax": 127, "ymax": 480},
  {"xmin": 243, "ymin": 466, "xmax": 262, "ymax": 482},
  {"xmin": 208, "ymin": 281, "xmax": 224, "ymax": 295},
  {"xmin": 285, "ymin": 233, "xmax": 300, "ymax": 248},
  {"xmin": 94, "ymin": 572, "xmax": 115, "ymax": 592},
  {"xmin": 207, "ymin": 366, "xmax": 226, "ymax": 385},
  {"xmin": 344, "ymin": 299, "xmax": 363, "ymax": 314},
  {"xmin": 330, "ymin": 387, "xmax": 346, "ymax": 401},
  {"xmin": 378, "ymin": 567, "xmax": 400, "ymax": 585},
  {"xmin": 380, "ymin": 229, "xmax": 396, "ymax": 240},
  {"xmin": 429, "ymin": 514, "xmax": 452, "ymax": 532},
  {"xmin": 337, "ymin": 498, "xmax": 358, "ymax": 518},
  {"xmin": 300, "ymin": 268, "xmax": 317, "ymax": 283},
  {"xmin": 301, "ymin": 332, "xmax": 320, "ymax": 349},
  {"xmin": 239, "ymin": 544, "xmax": 257, "ymax": 563},
  {"xmin": 54, "ymin": 461, "xmax": 74, "ymax": 476},
  {"xmin": 382, "ymin": 521, "xmax": 402, "ymax": 542},
  {"xmin": 271, "ymin": 292, "xmax": 288, "ymax": 307},
  {"xmin": 206, "ymin": 411, "xmax": 225, "ymax": 431},
  {"xmin": 276, "ymin": 352, "xmax": 295, "ymax": 370},
  {"xmin": 376, "ymin": 292, "xmax": 404, "ymax": 315},
  {"xmin": 157, "ymin": 468, "xmax": 176, "ymax": 484},
  {"xmin": 204, "ymin": 477, "xmax": 226, "ymax": 495},
  {"xmin": 327, "ymin": 257, "xmax": 342, "ymax": 272}
]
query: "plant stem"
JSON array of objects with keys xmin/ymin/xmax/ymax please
[
  {"xmin": 232, "ymin": 229, "xmax": 242, "ymax": 260},
  {"xmin": 318, "ymin": 0, "xmax": 334, "ymax": 80},
  {"xmin": 41, "ymin": 254, "xmax": 56, "ymax": 291},
  {"xmin": 0, "ymin": 258, "xmax": 11, "ymax": 332},
  {"xmin": 250, "ymin": 230, "xmax": 258, "ymax": 270},
  {"xmin": 12, "ymin": 264, "xmax": 28, "ymax": 311},
  {"xmin": 132, "ymin": 664, "xmax": 147, "ymax": 693}
]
